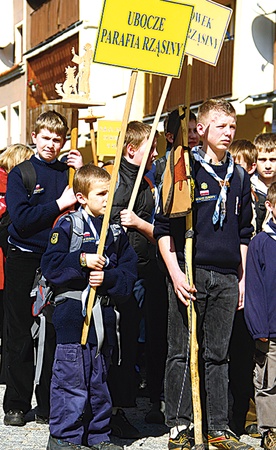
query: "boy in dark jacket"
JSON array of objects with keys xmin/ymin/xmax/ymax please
[
  {"xmin": 42, "ymin": 163, "xmax": 137, "ymax": 450},
  {"xmin": 154, "ymin": 99, "xmax": 254, "ymax": 450},
  {"xmin": 3, "ymin": 110, "xmax": 83, "ymax": 427},
  {"xmin": 245, "ymin": 181, "xmax": 276, "ymax": 450}
]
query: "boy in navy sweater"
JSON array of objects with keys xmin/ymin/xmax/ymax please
[
  {"xmin": 3, "ymin": 111, "xmax": 83, "ymax": 427},
  {"xmin": 41, "ymin": 163, "xmax": 137, "ymax": 450},
  {"xmin": 154, "ymin": 99, "xmax": 254, "ymax": 450},
  {"xmin": 245, "ymin": 181, "xmax": 276, "ymax": 450}
]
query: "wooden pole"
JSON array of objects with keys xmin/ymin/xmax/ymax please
[
  {"xmin": 81, "ymin": 70, "xmax": 138, "ymax": 345},
  {"xmin": 89, "ymin": 120, "xmax": 98, "ymax": 166},
  {"xmin": 181, "ymin": 56, "xmax": 203, "ymax": 448},
  {"xmin": 127, "ymin": 76, "xmax": 172, "ymax": 212},
  {"xmin": 69, "ymin": 108, "xmax": 79, "ymax": 187}
]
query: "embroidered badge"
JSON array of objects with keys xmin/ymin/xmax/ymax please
[
  {"xmin": 51, "ymin": 233, "xmax": 59, "ymax": 244},
  {"xmin": 200, "ymin": 182, "xmax": 209, "ymax": 196}
]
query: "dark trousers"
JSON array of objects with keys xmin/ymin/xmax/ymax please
[
  {"xmin": 144, "ymin": 259, "xmax": 168, "ymax": 403},
  {"xmin": 165, "ymin": 268, "xmax": 238, "ymax": 431},
  {"xmin": 229, "ymin": 310, "xmax": 255, "ymax": 435},
  {"xmin": 50, "ymin": 343, "xmax": 112, "ymax": 446},
  {"xmin": 108, "ymin": 293, "xmax": 141, "ymax": 407},
  {"xmin": 3, "ymin": 245, "xmax": 55, "ymax": 416}
]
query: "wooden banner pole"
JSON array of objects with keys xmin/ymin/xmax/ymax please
[
  {"xmin": 127, "ymin": 76, "xmax": 172, "ymax": 212},
  {"xmin": 89, "ymin": 120, "xmax": 98, "ymax": 166},
  {"xmin": 69, "ymin": 108, "xmax": 79, "ymax": 187},
  {"xmin": 81, "ymin": 70, "xmax": 138, "ymax": 345},
  {"xmin": 181, "ymin": 55, "xmax": 203, "ymax": 449}
]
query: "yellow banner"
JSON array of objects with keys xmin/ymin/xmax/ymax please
[
  {"xmin": 93, "ymin": 0, "xmax": 193, "ymax": 78},
  {"xmin": 185, "ymin": 0, "xmax": 232, "ymax": 66},
  {"xmin": 97, "ymin": 120, "xmax": 122, "ymax": 157}
]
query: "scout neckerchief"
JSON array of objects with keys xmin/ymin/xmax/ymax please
[
  {"xmin": 191, "ymin": 146, "xmax": 234, "ymax": 228},
  {"xmin": 263, "ymin": 220, "xmax": 276, "ymax": 240}
]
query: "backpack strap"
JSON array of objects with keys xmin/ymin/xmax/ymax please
[
  {"xmin": 235, "ymin": 163, "xmax": 245, "ymax": 192},
  {"xmin": 17, "ymin": 160, "xmax": 36, "ymax": 197}
]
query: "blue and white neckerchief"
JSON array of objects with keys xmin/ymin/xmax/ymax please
[{"xmin": 191, "ymin": 146, "xmax": 234, "ymax": 227}]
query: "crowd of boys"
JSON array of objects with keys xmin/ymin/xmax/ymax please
[{"xmin": 0, "ymin": 103, "xmax": 276, "ymax": 450}]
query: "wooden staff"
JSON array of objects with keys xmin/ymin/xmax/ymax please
[
  {"xmin": 181, "ymin": 55, "xmax": 204, "ymax": 449},
  {"xmin": 127, "ymin": 76, "xmax": 172, "ymax": 212},
  {"xmin": 69, "ymin": 108, "xmax": 79, "ymax": 187},
  {"xmin": 81, "ymin": 70, "xmax": 138, "ymax": 345}
]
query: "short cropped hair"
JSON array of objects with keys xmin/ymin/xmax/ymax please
[
  {"xmin": 34, "ymin": 110, "xmax": 68, "ymax": 139},
  {"xmin": 267, "ymin": 181, "xmax": 276, "ymax": 206},
  {"xmin": 254, "ymin": 132, "xmax": 276, "ymax": 153},
  {"xmin": 73, "ymin": 162, "xmax": 110, "ymax": 198},
  {"xmin": 0, "ymin": 144, "xmax": 34, "ymax": 173},
  {"xmin": 198, "ymin": 98, "xmax": 236, "ymax": 123},
  {"xmin": 229, "ymin": 139, "xmax": 257, "ymax": 166},
  {"xmin": 122, "ymin": 121, "xmax": 152, "ymax": 155}
]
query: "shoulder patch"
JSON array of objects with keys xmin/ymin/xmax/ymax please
[{"xmin": 51, "ymin": 232, "xmax": 59, "ymax": 245}]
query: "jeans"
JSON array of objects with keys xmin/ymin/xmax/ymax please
[{"xmin": 165, "ymin": 267, "xmax": 238, "ymax": 431}]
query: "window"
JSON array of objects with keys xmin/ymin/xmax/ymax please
[
  {"xmin": 0, "ymin": 108, "xmax": 8, "ymax": 150},
  {"xmin": 10, "ymin": 103, "xmax": 21, "ymax": 144},
  {"xmin": 15, "ymin": 22, "xmax": 23, "ymax": 64}
]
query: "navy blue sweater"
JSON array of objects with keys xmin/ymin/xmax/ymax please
[
  {"xmin": 6, "ymin": 155, "xmax": 67, "ymax": 254},
  {"xmin": 154, "ymin": 158, "xmax": 253, "ymax": 275},
  {"xmin": 245, "ymin": 219, "xmax": 276, "ymax": 340},
  {"xmin": 41, "ymin": 213, "xmax": 138, "ymax": 345}
]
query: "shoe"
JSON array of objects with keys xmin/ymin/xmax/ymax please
[
  {"xmin": 145, "ymin": 400, "xmax": 165, "ymax": 424},
  {"xmin": 245, "ymin": 423, "xmax": 261, "ymax": 438},
  {"xmin": 262, "ymin": 430, "xmax": 276, "ymax": 450},
  {"xmin": 4, "ymin": 409, "xmax": 25, "ymax": 426},
  {"xmin": 35, "ymin": 413, "xmax": 49, "ymax": 424},
  {"xmin": 110, "ymin": 409, "xmax": 140, "ymax": 439},
  {"xmin": 168, "ymin": 429, "xmax": 191, "ymax": 450},
  {"xmin": 206, "ymin": 430, "xmax": 254, "ymax": 450},
  {"xmin": 47, "ymin": 435, "xmax": 90, "ymax": 449},
  {"xmin": 89, "ymin": 443, "xmax": 123, "ymax": 450}
]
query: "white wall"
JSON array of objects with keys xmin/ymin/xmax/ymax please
[{"xmin": 233, "ymin": 0, "xmax": 275, "ymax": 102}]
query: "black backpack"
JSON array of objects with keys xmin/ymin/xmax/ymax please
[{"xmin": 0, "ymin": 160, "xmax": 36, "ymax": 256}]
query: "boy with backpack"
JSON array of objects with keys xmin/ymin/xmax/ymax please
[
  {"xmin": 154, "ymin": 99, "xmax": 254, "ymax": 450},
  {"xmin": 3, "ymin": 110, "xmax": 83, "ymax": 427},
  {"xmin": 245, "ymin": 181, "xmax": 276, "ymax": 450},
  {"xmin": 41, "ymin": 163, "xmax": 137, "ymax": 450}
]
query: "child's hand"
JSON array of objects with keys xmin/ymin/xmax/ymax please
[
  {"xmin": 89, "ymin": 270, "xmax": 104, "ymax": 287},
  {"xmin": 67, "ymin": 150, "xmax": 83, "ymax": 169},
  {"xmin": 86, "ymin": 254, "xmax": 106, "ymax": 270},
  {"xmin": 120, "ymin": 209, "xmax": 140, "ymax": 229},
  {"xmin": 56, "ymin": 186, "xmax": 77, "ymax": 211}
]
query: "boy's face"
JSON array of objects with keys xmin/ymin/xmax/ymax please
[
  {"xmin": 130, "ymin": 137, "xmax": 158, "ymax": 171},
  {"xmin": 31, "ymin": 128, "xmax": 65, "ymax": 162},
  {"xmin": 256, "ymin": 150, "xmax": 276, "ymax": 186},
  {"xmin": 77, "ymin": 179, "xmax": 110, "ymax": 217},
  {"xmin": 197, "ymin": 111, "xmax": 236, "ymax": 155}
]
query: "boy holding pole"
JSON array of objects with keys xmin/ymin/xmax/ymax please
[
  {"xmin": 154, "ymin": 99, "xmax": 254, "ymax": 450},
  {"xmin": 41, "ymin": 163, "xmax": 137, "ymax": 450}
]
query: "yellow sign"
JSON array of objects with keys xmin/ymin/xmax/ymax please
[
  {"xmin": 185, "ymin": 0, "xmax": 232, "ymax": 66},
  {"xmin": 97, "ymin": 120, "xmax": 122, "ymax": 157},
  {"xmin": 94, "ymin": 0, "xmax": 194, "ymax": 78}
]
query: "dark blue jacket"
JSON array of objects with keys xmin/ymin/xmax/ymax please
[
  {"xmin": 154, "ymin": 158, "xmax": 253, "ymax": 275},
  {"xmin": 41, "ymin": 212, "xmax": 138, "ymax": 345},
  {"xmin": 6, "ymin": 155, "xmax": 68, "ymax": 253},
  {"xmin": 245, "ymin": 218, "xmax": 276, "ymax": 340}
]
